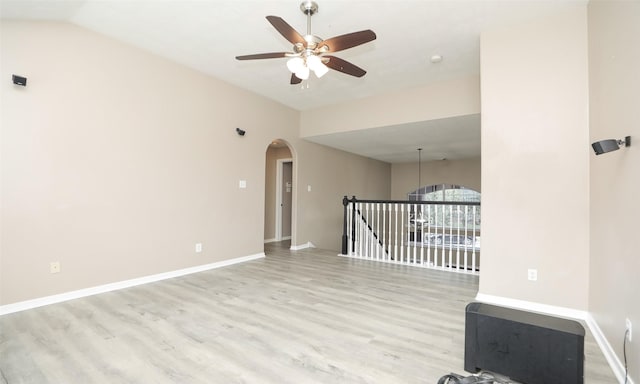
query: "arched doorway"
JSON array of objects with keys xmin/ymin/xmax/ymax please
[{"xmin": 264, "ymin": 140, "xmax": 296, "ymax": 248}]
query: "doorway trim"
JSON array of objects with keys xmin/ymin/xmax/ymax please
[{"xmin": 275, "ymin": 158, "xmax": 293, "ymax": 241}]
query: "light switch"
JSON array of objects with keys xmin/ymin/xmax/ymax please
[{"xmin": 239, "ymin": 180, "xmax": 247, "ymax": 189}]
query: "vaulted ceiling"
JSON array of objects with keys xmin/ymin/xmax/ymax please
[{"xmin": 1, "ymin": 0, "xmax": 584, "ymax": 162}]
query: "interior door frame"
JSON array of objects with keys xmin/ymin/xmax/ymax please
[{"xmin": 275, "ymin": 158, "xmax": 293, "ymax": 241}]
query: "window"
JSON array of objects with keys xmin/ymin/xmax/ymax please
[
  {"xmin": 408, "ymin": 184, "xmax": 480, "ymax": 203},
  {"xmin": 408, "ymin": 184, "xmax": 481, "ymax": 230}
]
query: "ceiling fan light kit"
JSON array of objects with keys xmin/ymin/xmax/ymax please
[{"xmin": 235, "ymin": 1, "xmax": 376, "ymax": 85}]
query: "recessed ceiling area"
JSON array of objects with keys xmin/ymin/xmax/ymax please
[{"xmin": 304, "ymin": 114, "xmax": 481, "ymax": 164}]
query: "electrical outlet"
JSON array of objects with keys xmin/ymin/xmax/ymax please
[
  {"xmin": 195, "ymin": 243, "xmax": 203, "ymax": 253},
  {"xmin": 527, "ymin": 269, "xmax": 537, "ymax": 281},
  {"xmin": 626, "ymin": 318, "xmax": 632, "ymax": 342},
  {"xmin": 50, "ymin": 261, "xmax": 61, "ymax": 274}
]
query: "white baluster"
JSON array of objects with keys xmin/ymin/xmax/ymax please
[
  {"xmin": 364, "ymin": 203, "xmax": 368, "ymax": 258},
  {"xmin": 440, "ymin": 205, "xmax": 447, "ymax": 268},
  {"xmin": 362, "ymin": 203, "xmax": 367, "ymax": 259},
  {"xmin": 375, "ymin": 203, "xmax": 380, "ymax": 260},
  {"xmin": 464, "ymin": 205, "xmax": 469, "ymax": 271},
  {"xmin": 472, "ymin": 205, "xmax": 477, "ymax": 272},
  {"xmin": 432, "ymin": 205, "xmax": 438, "ymax": 267},
  {"xmin": 399, "ymin": 204, "xmax": 404, "ymax": 263},
  {"xmin": 382, "ymin": 203, "xmax": 387, "ymax": 261},
  {"xmin": 411, "ymin": 203, "xmax": 416, "ymax": 263},
  {"xmin": 419, "ymin": 204, "xmax": 424, "ymax": 266},
  {"xmin": 448, "ymin": 205, "xmax": 453, "ymax": 270},
  {"xmin": 394, "ymin": 203, "xmax": 399, "ymax": 263},
  {"xmin": 427, "ymin": 204, "xmax": 432, "ymax": 268},
  {"xmin": 456, "ymin": 204, "xmax": 461, "ymax": 271},
  {"xmin": 366, "ymin": 203, "xmax": 371, "ymax": 259}
]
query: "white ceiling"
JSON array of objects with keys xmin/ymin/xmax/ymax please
[
  {"xmin": 0, "ymin": 0, "xmax": 584, "ymax": 163},
  {"xmin": 306, "ymin": 114, "xmax": 481, "ymax": 163}
]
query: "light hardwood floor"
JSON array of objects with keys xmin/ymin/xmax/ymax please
[{"xmin": 0, "ymin": 242, "xmax": 616, "ymax": 383}]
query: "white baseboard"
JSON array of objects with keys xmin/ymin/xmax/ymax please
[
  {"xmin": 290, "ymin": 241, "xmax": 315, "ymax": 251},
  {"xmin": 0, "ymin": 253, "xmax": 265, "ymax": 316},
  {"xmin": 474, "ymin": 293, "xmax": 588, "ymax": 320},
  {"xmin": 475, "ymin": 293, "xmax": 633, "ymax": 384},
  {"xmin": 264, "ymin": 237, "xmax": 291, "ymax": 244},
  {"xmin": 586, "ymin": 313, "xmax": 634, "ymax": 384}
]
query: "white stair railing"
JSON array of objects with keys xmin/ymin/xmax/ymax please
[{"xmin": 341, "ymin": 196, "xmax": 481, "ymax": 274}]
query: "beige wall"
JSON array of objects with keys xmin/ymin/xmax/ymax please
[
  {"xmin": 264, "ymin": 145, "xmax": 292, "ymax": 241},
  {"xmin": 391, "ymin": 157, "xmax": 481, "ymax": 200},
  {"xmin": 300, "ymin": 75, "xmax": 480, "ymax": 137},
  {"xmin": 0, "ymin": 20, "xmax": 297, "ymax": 304},
  {"xmin": 588, "ymin": 1, "xmax": 640, "ymax": 380},
  {"xmin": 479, "ymin": 7, "xmax": 590, "ymax": 309},
  {"xmin": 0, "ymin": 21, "xmax": 390, "ymax": 305},
  {"xmin": 293, "ymin": 141, "xmax": 391, "ymax": 250}
]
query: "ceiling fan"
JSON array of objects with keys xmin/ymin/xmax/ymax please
[{"xmin": 235, "ymin": 1, "xmax": 376, "ymax": 85}]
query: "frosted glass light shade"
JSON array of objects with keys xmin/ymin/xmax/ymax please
[
  {"xmin": 286, "ymin": 57, "xmax": 304, "ymax": 73},
  {"xmin": 314, "ymin": 62, "xmax": 329, "ymax": 78},
  {"xmin": 295, "ymin": 66, "xmax": 310, "ymax": 80},
  {"xmin": 306, "ymin": 55, "xmax": 322, "ymax": 70}
]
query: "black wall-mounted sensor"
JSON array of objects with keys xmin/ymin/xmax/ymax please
[
  {"xmin": 592, "ymin": 139, "xmax": 620, "ymax": 155},
  {"xmin": 592, "ymin": 136, "xmax": 631, "ymax": 155},
  {"xmin": 236, "ymin": 128, "xmax": 246, "ymax": 136},
  {"xmin": 12, "ymin": 75, "xmax": 27, "ymax": 86}
]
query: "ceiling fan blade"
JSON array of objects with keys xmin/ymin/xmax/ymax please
[
  {"xmin": 235, "ymin": 52, "xmax": 289, "ymax": 60},
  {"xmin": 290, "ymin": 73, "xmax": 302, "ymax": 85},
  {"xmin": 266, "ymin": 16, "xmax": 305, "ymax": 45},
  {"xmin": 319, "ymin": 30, "xmax": 376, "ymax": 53},
  {"xmin": 324, "ymin": 56, "xmax": 367, "ymax": 77}
]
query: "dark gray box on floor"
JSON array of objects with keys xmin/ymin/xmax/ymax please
[{"xmin": 464, "ymin": 302, "xmax": 584, "ymax": 384}]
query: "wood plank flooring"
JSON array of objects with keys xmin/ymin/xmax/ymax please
[{"xmin": 0, "ymin": 242, "xmax": 616, "ymax": 383}]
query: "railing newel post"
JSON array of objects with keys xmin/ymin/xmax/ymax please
[
  {"xmin": 341, "ymin": 195, "xmax": 349, "ymax": 255},
  {"xmin": 350, "ymin": 196, "xmax": 357, "ymax": 253}
]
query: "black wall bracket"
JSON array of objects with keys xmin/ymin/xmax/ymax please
[{"xmin": 12, "ymin": 74, "xmax": 27, "ymax": 86}]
